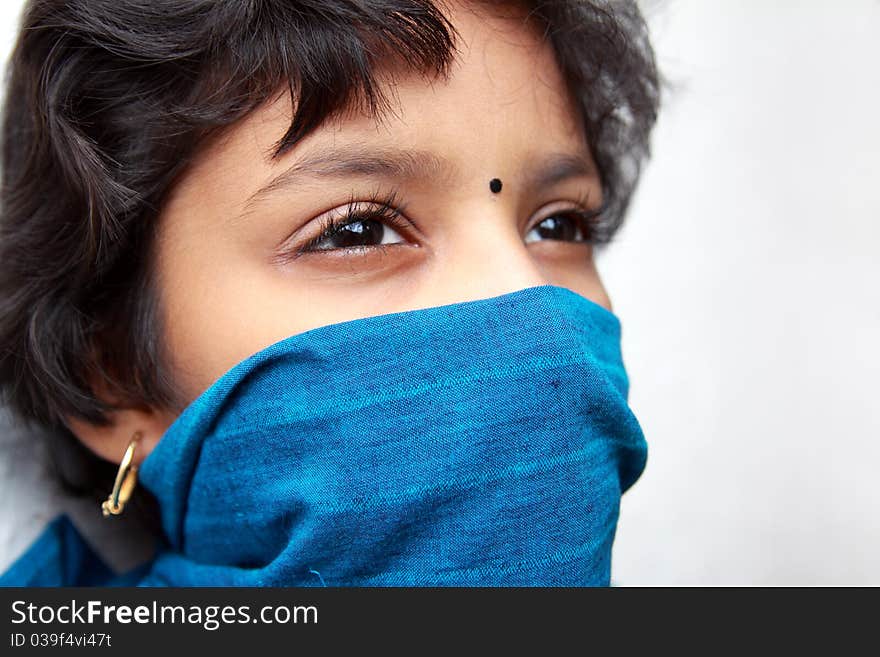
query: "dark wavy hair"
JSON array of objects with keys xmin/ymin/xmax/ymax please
[{"xmin": 0, "ymin": 0, "xmax": 660, "ymax": 521}]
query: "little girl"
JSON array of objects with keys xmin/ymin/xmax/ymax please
[{"xmin": 0, "ymin": 0, "xmax": 659, "ymax": 586}]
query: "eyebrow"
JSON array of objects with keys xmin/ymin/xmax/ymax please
[{"xmin": 239, "ymin": 144, "xmax": 598, "ymax": 216}]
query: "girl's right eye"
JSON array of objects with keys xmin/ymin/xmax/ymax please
[
  {"xmin": 288, "ymin": 188, "xmax": 415, "ymax": 259},
  {"xmin": 307, "ymin": 215, "xmax": 406, "ymax": 251}
]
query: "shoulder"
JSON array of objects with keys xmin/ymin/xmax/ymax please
[
  {"xmin": 0, "ymin": 407, "xmax": 157, "ymax": 586},
  {"xmin": 0, "ymin": 514, "xmax": 117, "ymax": 586}
]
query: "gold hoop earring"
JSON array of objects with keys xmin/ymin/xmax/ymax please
[{"xmin": 101, "ymin": 430, "xmax": 142, "ymax": 517}]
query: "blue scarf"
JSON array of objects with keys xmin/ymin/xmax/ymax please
[{"xmin": 1, "ymin": 285, "xmax": 647, "ymax": 586}]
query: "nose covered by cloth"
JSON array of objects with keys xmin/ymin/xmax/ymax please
[{"xmin": 133, "ymin": 284, "xmax": 647, "ymax": 586}]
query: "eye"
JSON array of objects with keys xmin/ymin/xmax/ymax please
[
  {"xmin": 308, "ymin": 215, "xmax": 405, "ymax": 251},
  {"xmin": 292, "ymin": 189, "xmax": 415, "ymax": 258},
  {"xmin": 524, "ymin": 210, "xmax": 595, "ymax": 244}
]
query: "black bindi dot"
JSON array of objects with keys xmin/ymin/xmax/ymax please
[{"xmin": 489, "ymin": 178, "xmax": 503, "ymax": 194}]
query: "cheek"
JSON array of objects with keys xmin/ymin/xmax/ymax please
[
  {"xmin": 153, "ymin": 232, "xmax": 420, "ymax": 403},
  {"xmin": 152, "ymin": 228, "xmax": 313, "ymax": 402},
  {"xmin": 528, "ymin": 242, "xmax": 612, "ymax": 311}
]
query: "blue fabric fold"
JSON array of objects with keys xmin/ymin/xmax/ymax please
[{"xmin": 2, "ymin": 285, "xmax": 647, "ymax": 587}]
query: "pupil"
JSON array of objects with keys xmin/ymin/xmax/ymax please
[
  {"xmin": 332, "ymin": 219, "xmax": 384, "ymax": 248},
  {"xmin": 537, "ymin": 216, "xmax": 577, "ymax": 241}
]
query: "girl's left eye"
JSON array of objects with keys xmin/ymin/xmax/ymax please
[{"xmin": 524, "ymin": 212, "xmax": 592, "ymax": 244}]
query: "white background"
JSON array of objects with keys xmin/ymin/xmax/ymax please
[{"xmin": 1, "ymin": 1, "xmax": 878, "ymax": 584}]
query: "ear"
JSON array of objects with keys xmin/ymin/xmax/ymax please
[{"xmin": 65, "ymin": 405, "xmax": 178, "ymax": 467}]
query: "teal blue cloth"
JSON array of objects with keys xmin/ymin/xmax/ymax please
[{"xmin": 2, "ymin": 285, "xmax": 647, "ymax": 586}]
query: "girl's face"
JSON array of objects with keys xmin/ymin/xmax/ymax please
[{"xmin": 72, "ymin": 2, "xmax": 612, "ymax": 459}]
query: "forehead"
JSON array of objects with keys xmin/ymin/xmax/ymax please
[{"xmin": 178, "ymin": 1, "xmax": 589, "ymax": 199}]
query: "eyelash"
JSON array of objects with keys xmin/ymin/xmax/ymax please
[
  {"xmin": 291, "ymin": 188, "xmax": 605, "ymax": 259},
  {"xmin": 293, "ymin": 188, "xmax": 412, "ymax": 259},
  {"xmin": 543, "ymin": 189, "xmax": 605, "ymax": 240}
]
